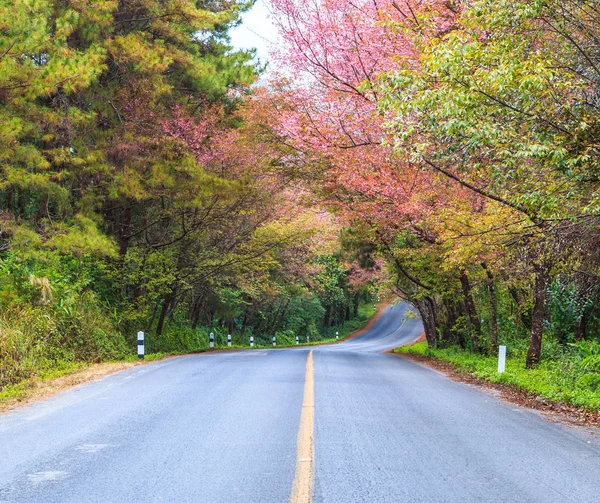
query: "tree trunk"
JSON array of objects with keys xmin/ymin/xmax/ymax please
[
  {"xmin": 272, "ymin": 298, "xmax": 291, "ymax": 335},
  {"xmin": 38, "ymin": 195, "xmax": 49, "ymax": 220},
  {"xmin": 324, "ymin": 304, "xmax": 331, "ymax": 328},
  {"xmin": 148, "ymin": 299, "xmax": 161, "ymax": 332},
  {"xmin": 156, "ymin": 293, "xmax": 173, "ymax": 337},
  {"xmin": 482, "ymin": 264, "xmax": 498, "ymax": 351},
  {"xmin": 459, "ymin": 271, "xmax": 482, "ymax": 350},
  {"xmin": 240, "ymin": 313, "xmax": 248, "ymax": 336},
  {"xmin": 508, "ymin": 285, "xmax": 530, "ymax": 329},
  {"xmin": 415, "ymin": 297, "xmax": 438, "ymax": 347},
  {"xmin": 526, "ymin": 264, "xmax": 549, "ymax": 368},
  {"xmin": 255, "ymin": 309, "xmax": 268, "ymax": 338},
  {"xmin": 353, "ymin": 293, "xmax": 359, "ymax": 318},
  {"xmin": 267, "ymin": 301, "xmax": 282, "ymax": 336},
  {"xmin": 441, "ymin": 299, "xmax": 461, "ymax": 346},
  {"xmin": 4, "ymin": 187, "xmax": 14, "ymax": 215},
  {"xmin": 575, "ymin": 317, "xmax": 586, "ymax": 341},
  {"xmin": 191, "ymin": 296, "xmax": 203, "ymax": 330},
  {"xmin": 118, "ymin": 205, "xmax": 132, "ymax": 257},
  {"xmin": 167, "ymin": 287, "xmax": 178, "ymax": 323}
]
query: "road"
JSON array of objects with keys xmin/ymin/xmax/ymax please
[{"xmin": 1, "ymin": 303, "xmax": 599, "ymax": 502}]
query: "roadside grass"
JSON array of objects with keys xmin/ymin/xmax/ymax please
[
  {"xmin": 1, "ymin": 304, "xmax": 380, "ymax": 411},
  {"xmin": 395, "ymin": 342, "xmax": 600, "ymax": 411},
  {"xmin": 0, "ymin": 361, "xmax": 87, "ymax": 402},
  {"xmin": 0, "ymin": 360, "xmax": 138, "ymax": 412}
]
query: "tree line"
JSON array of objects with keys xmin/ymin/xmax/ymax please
[{"xmin": 0, "ymin": 0, "xmax": 379, "ymax": 388}]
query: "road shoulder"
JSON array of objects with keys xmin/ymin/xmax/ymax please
[
  {"xmin": 0, "ymin": 360, "xmax": 149, "ymax": 414},
  {"xmin": 394, "ymin": 351, "xmax": 600, "ymax": 429}
]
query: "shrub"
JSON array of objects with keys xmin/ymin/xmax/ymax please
[{"xmin": 576, "ymin": 374, "xmax": 600, "ymax": 392}]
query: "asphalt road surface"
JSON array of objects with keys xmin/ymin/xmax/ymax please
[{"xmin": 1, "ymin": 303, "xmax": 599, "ymax": 502}]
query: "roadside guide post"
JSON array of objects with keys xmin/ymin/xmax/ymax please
[
  {"xmin": 272, "ymin": 336, "xmax": 277, "ymax": 347},
  {"xmin": 296, "ymin": 335, "xmax": 299, "ymax": 345},
  {"xmin": 250, "ymin": 336, "xmax": 254, "ymax": 348},
  {"xmin": 336, "ymin": 331, "xmax": 339, "ymax": 340},
  {"xmin": 227, "ymin": 334, "xmax": 232, "ymax": 347},
  {"xmin": 137, "ymin": 331, "xmax": 144, "ymax": 359},
  {"xmin": 209, "ymin": 332, "xmax": 214, "ymax": 349},
  {"xmin": 498, "ymin": 345, "xmax": 507, "ymax": 373}
]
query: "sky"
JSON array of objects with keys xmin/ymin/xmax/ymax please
[{"xmin": 229, "ymin": 0, "xmax": 280, "ymax": 65}]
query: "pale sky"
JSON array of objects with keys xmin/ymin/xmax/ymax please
[{"xmin": 229, "ymin": 0, "xmax": 280, "ymax": 65}]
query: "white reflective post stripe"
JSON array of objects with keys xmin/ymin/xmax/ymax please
[
  {"xmin": 498, "ymin": 345, "xmax": 507, "ymax": 373},
  {"xmin": 137, "ymin": 331, "xmax": 144, "ymax": 359}
]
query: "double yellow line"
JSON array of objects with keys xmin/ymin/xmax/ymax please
[{"xmin": 289, "ymin": 350, "xmax": 315, "ymax": 503}]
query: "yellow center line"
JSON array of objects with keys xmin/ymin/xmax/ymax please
[{"xmin": 289, "ymin": 350, "xmax": 315, "ymax": 503}]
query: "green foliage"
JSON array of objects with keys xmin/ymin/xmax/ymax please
[
  {"xmin": 546, "ymin": 278, "xmax": 591, "ymax": 344},
  {"xmin": 0, "ymin": 301, "xmax": 128, "ymax": 389},
  {"xmin": 1, "ymin": 0, "xmax": 339, "ymax": 391},
  {"xmin": 372, "ymin": 0, "xmax": 600, "ymax": 367},
  {"xmin": 576, "ymin": 374, "xmax": 600, "ymax": 393}
]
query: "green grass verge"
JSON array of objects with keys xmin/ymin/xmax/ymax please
[
  {"xmin": 395, "ymin": 342, "xmax": 600, "ymax": 411},
  {"xmin": 0, "ymin": 361, "xmax": 87, "ymax": 403}
]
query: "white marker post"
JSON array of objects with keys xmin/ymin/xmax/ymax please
[
  {"xmin": 137, "ymin": 331, "xmax": 145, "ymax": 359},
  {"xmin": 272, "ymin": 336, "xmax": 277, "ymax": 347},
  {"xmin": 296, "ymin": 335, "xmax": 299, "ymax": 345},
  {"xmin": 498, "ymin": 345, "xmax": 507, "ymax": 373},
  {"xmin": 227, "ymin": 334, "xmax": 232, "ymax": 347},
  {"xmin": 209, "ymin": 332, "xmax": 215, "ymax": 349},
  {"xmin": 250, "ymin": 336, "xmax": 254, "ymax": 348},
  {"xmin": 336, "ymin": 331, "xmax": 339, "ymax": 340},
  {"xmin": 307, "ymin": 335, "xmax": 310, "ymax": 343}
]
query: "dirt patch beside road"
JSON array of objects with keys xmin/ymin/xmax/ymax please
[{"xmin": 0, "ymin": 361, "xmax": 151, "ymax": 414}]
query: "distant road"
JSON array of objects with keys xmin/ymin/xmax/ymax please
[{"xmin": 1, "ymin": 303, "xmax": 599, "ymax": 502}]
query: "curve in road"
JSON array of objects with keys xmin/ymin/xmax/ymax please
[{"xmin": 324, "ymin": 302, "xmax": 423, "ymax": 353}]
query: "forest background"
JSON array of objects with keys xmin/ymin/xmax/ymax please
[{"xmin": 0, "ymin": 0, "xmax": 381, "ymax": 393}]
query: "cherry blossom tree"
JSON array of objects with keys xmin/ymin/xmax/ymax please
[{"xmin": 267, "ymin": 0, "xmax": 466, "ymax": 346}]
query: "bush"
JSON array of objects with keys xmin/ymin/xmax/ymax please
[
  {"xmin": 576, "ymin": 374, "xmax": 600, "ymax": 392},
  {"xmin": 0, "ymin": 299, "xmax": 128, "ymax": 390}
]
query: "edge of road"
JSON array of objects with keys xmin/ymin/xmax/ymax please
[
  {"xmin": 0, "ymin": 359, "xmax": 156, "ymax": 415},
  {"xmin": 393, "ymin": 350, "xmax": 600, "ymax": 428},
  {"xmin": 0, "ymin": 304, "xmax": 391, "ymax": 415}
]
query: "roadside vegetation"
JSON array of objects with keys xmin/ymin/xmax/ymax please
[
  {"xmin": 266, "ymin": 0, "xmax": 600, "ymax": 406},
  {"xmin": 2, "ymin": 0, "xmax": 600, "ymax": 408},
  {"xmin": 0, "ymin": 0, "xmax": 383, "ymax": 396}
]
